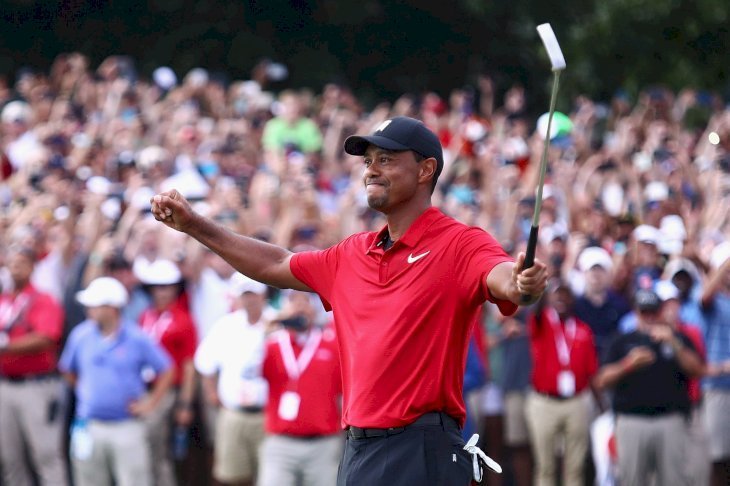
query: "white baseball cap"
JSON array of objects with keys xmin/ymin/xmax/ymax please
[
  {"xmin": 228, "ymin": 272, "xmax": 267, "ymax": 296},
  {"xmin": 654, "ymin": 280, "xmax": 680, "ymax": 302},
  {"xmin": 578, "ymin": 246, "xmax": 613, "ymax": 272},
  {"xmin": 134, "ymin": 259, "xmax": 182, "ymax": 285},
  {"xmin": 76, "ymin": 277, "xmax": 129, "ymax": 308},
  {"xmin": 644, "ymin": 181, "xmax": 669, "ymax": 202},
  {"xmin": 633, "ymin": 224, "xmax": 661, "ymax": 246}
]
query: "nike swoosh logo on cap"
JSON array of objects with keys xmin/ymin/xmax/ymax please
[{"xmin": 407, "ymin": 251, "xmax": 431, "ymax": 264}]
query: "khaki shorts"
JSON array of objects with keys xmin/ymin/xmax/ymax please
[
  {"xmin": 503, "ymin": 391, "xmax": 529, "ymax": 446},
  {"xmin": 704, "ymin": 389, "xmax": 730, "ymax": 461},
  {"xmin": 213, "ymin": 407, "xmax": 265, "ymax": 483}
]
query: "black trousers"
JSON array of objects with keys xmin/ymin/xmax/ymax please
[{"xmin": 337, "ymin": 412, "xmax": 473, "ymax": 486}]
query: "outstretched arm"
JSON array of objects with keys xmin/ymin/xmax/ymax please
[
  {"xmin": 487, "ymin": 252, "xmax": 548, "ymax": 306},
  {"xmin": 151, "ymin": 190, "xmax": 310, "ymax": 291}
]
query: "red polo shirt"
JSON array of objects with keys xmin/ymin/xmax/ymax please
[
  {"xmin": 139, "ymin": 303, "xmax": 197, "ymax": 386},
  {"xmin": 262, "ymin": 326, "xmax": 341, "ymax": 436},
  {"xmin": 528, "ymin": 308, "xmax": 598, "ymax": 396},
  {"xmin": 0, "ymin": 284, "xmax": 64, "ymax": 377},
  {"xmin": 290, "ymin": 207, "xmax": 515, "ymax": 428},
  {"xmin": 679, "ymin": 323, "xmax": 705, "ymax": 404}
]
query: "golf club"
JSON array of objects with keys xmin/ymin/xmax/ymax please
[{"xmin": 521, "ymin": 23, "xmax": 566, "ymax": 303}]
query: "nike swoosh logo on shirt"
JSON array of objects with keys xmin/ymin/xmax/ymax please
[{"xmin": 407, "ymin": 251, "xmax": 431, "ymax": 264}]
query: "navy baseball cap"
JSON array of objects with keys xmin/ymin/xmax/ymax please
[{"xmin": 344, "ymin": 116, "xmax": 444, "ymax": 182}]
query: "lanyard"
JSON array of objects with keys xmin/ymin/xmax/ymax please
[
  {"xmin": 548, "ymin": 308, "xmax": 575, "ymax": 367},
  {"xmin": 141, "ymin": 310, "xmax": 173, "ymax": 342},
  {"xmin": 277, "ymin": 328, "xmax": 321, "ymax": 382},
  {"xmin": 0, "ymin": 292, "xmax": 31, "ymax": 331}
]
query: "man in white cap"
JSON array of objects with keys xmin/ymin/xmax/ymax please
[
  {"xmin": 59, "ymin": 277, "xmax": 173, "ymax": 486},
  {"xmin": 573, "ymin": 246, "xmax": 630, "ymax": 359},
  {"xmin": 136, "ymin": 259, "xmax": 197, "ymax": 486},
  {"xmin": 194, "ymin": 273, "xmax": 275, "ymax": 486},
  {"xmin": 700, "ymin": 241, "xmax": 730, "ymax": 486}
]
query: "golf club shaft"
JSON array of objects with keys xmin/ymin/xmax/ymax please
[
  {"xmin": 524, "ymin": 69, "xmax": 561, "ymax": 270},
  {"xmin": 520, "ymin": 70, "xmax": 561, "ymax": 304}
]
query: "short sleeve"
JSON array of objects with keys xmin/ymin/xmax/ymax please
[
  {"xmin": 290, "ymin": 241, "xmax": 349, "ymax": 311},
  {"xmin": 58, "ymin": 324, "xmax": 84, "ymax": 374},
  {"xmin": 142, "ymin": 336, "xmax": 172, "ymax": 374},
  {"xmin": 603, "ymin": 334, "xmax": 625, "ymax": 365},
  {"xmin": 456, "ymin": 227, "xmax": 516, "ymax": 315},
  {"xmin": 177, "ymin": 313, "xmax": 198, "ymax": 361},
  {"xmin": 28, "ymin": 294, "xmax": 64, "ymax": 341},
  {"xmin": 194, "ymin": 322, "xmax": 222, "ymax": 376}
]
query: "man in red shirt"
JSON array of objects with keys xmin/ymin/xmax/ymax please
[
  {"xmin": 0, "ymin": 246, "xmax": 67, "ymax": 486},
  {"xmin": 151, "ymin": 116, "xmax": 547, "ymax": 485},
  {"xmin": 258, "ymin": 289, "xmax": 342, "ymax": 486},
  {"xmin": 524, "ymin": 282, "xmax": 598, "ymax": 486}
]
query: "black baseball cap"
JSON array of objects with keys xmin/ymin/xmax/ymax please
[
  {"xmin": 344, "ymin": 116, "xmax": 444, "ymax": 182},
  {"xmin": 634, "ymin": 288, "xmax": 661, "ymax": 313}
]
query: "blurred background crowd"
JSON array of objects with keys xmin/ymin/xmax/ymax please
[{"xmin": 0, "ymin": 49, "xmax": 729, "ymax": 486}]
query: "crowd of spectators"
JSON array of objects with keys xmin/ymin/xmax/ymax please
[{"xmin": 0, "ymin": 51, "xmax": 729, "ymax": 486}]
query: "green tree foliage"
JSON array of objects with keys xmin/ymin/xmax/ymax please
[{"xmin": 0, "ymin": 0, "xmax": 727, "ymax": 108}]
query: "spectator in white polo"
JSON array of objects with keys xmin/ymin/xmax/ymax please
[
  {"xmin": 258, "ymin": 289, "xmax": 342, "ymax": 486},
  {"xmin": 194, "ymin": 273, "xmax": 275, "ymax": 486},
  {"xmin": 59, "ymin": 277, "xmax": 174, "ymax": 486}
]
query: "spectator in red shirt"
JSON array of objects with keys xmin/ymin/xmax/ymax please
[
  {"xmin": 136, "ymin": 259, "xmax": 198, "ymax": 486},
  {"xmin": 0, "ymin": 245, "xmax": 67, "ymax": 486},
  {"xmin": 525, "ymin": 282, "xmax": 598, "ymax": 486},
  {"xmin": 258, "ymin": 289, "xmax": 342, "ymax": 486},
  {"xmin": 151, "ymin": 116, "xmax": 547, "ymax": 485}
]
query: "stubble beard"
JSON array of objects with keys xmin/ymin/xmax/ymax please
[{"xmin": 367, "ymin": 194, "xmax": 387, "ymax": 211}]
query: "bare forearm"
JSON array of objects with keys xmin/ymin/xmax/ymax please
[
  {"xmin": 201, "ymin": 374, "xmax": 220, "ymax": 405},
  {"xmin": 186, "ymin": 213, "xmax": 305, "ymax": 290},
  {"xmin": 674, "ymin": 343, "xmax": 704, "ymax": 378},
  {"xmin": 2, "ymin": 334, "xmax": 55, "ymax": 355},
  {"xmin": 594, "ymin": 361, "xmax": 629, "ymax": 390},
  {"xmin": 178, "ymin": 361, "xmax": 196, "ymax": 405},
  {"xmin": 148, "ymin": 368, "xmax": 174, "ymax": 406},
  {"xmin": 701, "ymin": 271, "xmax": 725, "ymax": 306}
]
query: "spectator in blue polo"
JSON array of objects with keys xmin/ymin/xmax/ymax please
[
  {"xmin": 700, "ymin": 241, "xmax": 730, "ymax": 486},
  {"xmin": 59, "ymin": 277, "xmax": 174, "ymax": 486}
]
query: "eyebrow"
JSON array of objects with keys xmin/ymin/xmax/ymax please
[{"xmin": 363, "ymin": 148, "xmax": 400, "ymax": 157}]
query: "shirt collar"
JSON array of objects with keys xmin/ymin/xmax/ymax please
[{"xmin": 366, "ymin": 207, "xmax": 442, "ymax": 254}]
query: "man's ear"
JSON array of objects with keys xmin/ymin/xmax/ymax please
[{"xmin": 419, "ymin": 157, "xmax": 437, "ymax": 185}]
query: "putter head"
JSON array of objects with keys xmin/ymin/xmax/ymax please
[{"xmin": 537, "ymin": 23, "xmax": 566, "ymax": 71}]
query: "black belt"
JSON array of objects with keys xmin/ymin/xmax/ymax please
[
  {"xmin": 237, "ymin": 406, "xmax": 264, "ymax": 414},
  {"xmin": 347, "ymin": 412, "xmax": 457, "ymax": 440},
  {"xmin": 0, "ymin": 372, "xmax": 58, "ymax": 383}
]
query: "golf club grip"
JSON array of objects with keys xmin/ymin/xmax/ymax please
[
  {"xmin": 520, "ymin": 226, "xmax": 539, "ymax": 304},
  {"xmin": 523, "ymin": 225, "xmax": 538, "ymax": 269}
]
